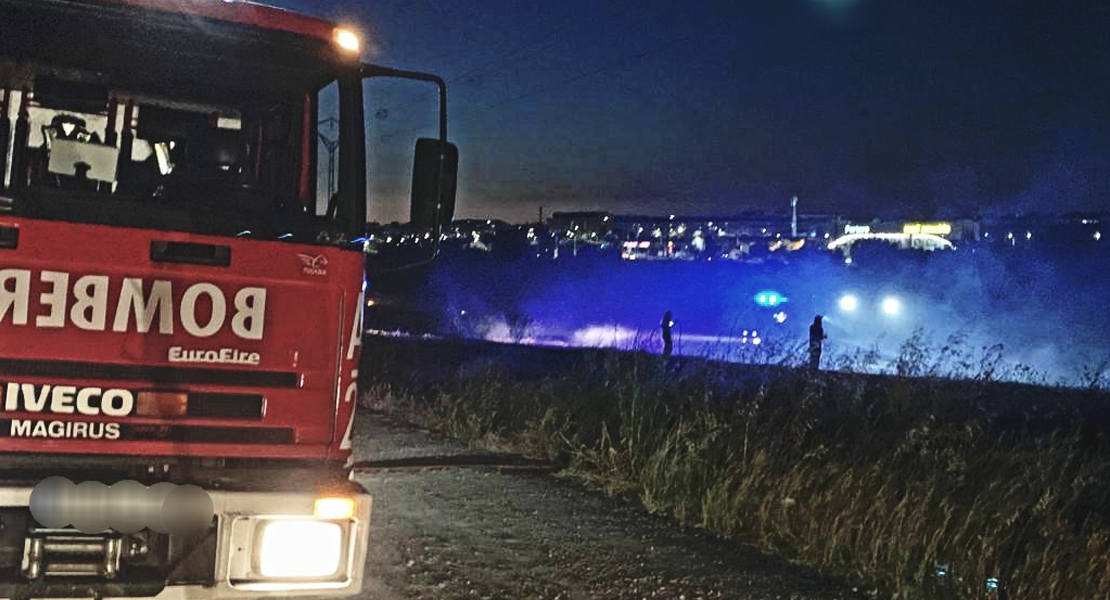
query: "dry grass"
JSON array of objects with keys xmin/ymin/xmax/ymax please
[{"xmin": 362, "ymin": 337, "xmax": 1110, "ymax": 599}]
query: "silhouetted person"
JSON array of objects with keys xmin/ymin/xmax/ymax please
[
  {"xmin": 661, "ymin": 310, "xmax": 674, "ymax": 358},
  {"xmin": 809, "ymin": 315, "xmax": 826, "ymax": 370}
]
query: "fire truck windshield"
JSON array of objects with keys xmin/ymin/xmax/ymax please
[{"xmin": 0, "ymin": 0, "xmax": 364, "ymax": 244}]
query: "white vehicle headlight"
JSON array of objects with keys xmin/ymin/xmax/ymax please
[
  {"xmin": 258, "ymin": 520, "xmax": 343, "ymax": 578},
  {"xmin": 881, "ymin": 296, "xmax": 901, "ymax": 316}
]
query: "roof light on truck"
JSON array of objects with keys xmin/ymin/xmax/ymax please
[{"xmin": 334, "ymin": 27, "xmax": 361, "ymax": 54}]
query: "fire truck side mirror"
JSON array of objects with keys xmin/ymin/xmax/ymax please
[{"xmin": 410, "ymin": 138, "xmax": 458, "ymax": 231}]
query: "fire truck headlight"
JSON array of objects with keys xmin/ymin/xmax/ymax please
[
  {"xmin": 257, "ymin": 521, "xmax": 344, "ymax": 578},
  {"xmin": 334, "ymin": 28, "xmax": 361, "ymax": 54}
]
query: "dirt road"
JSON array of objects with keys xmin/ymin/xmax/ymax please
[{"xmin": 350, "ymin": 412, "xmax": 867, "ymax": 600}]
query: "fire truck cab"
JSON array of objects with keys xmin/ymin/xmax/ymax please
[{"xmin": 0, "ymin": 0, "xmax": 455, "ymax": 598}]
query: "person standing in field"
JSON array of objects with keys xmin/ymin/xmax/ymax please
[
  {"xmin": 661, "ymin": 310, "xmax": 674, "ymax": 358},
  {"xmin": 809, "ymin": 315, "xmax": 826, "ymax": 370}
]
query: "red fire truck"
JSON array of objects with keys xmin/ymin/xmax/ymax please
[{"xmin": 0, "ymin": 0, "xmax": 456, "ymax": 597}]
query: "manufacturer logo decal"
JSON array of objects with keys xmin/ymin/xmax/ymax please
[
  {"xmin": 168, "ymin": 346, "xmax": 260, "ymax": 366},
  {"xmin": 297, "ymin": 253, "xmax": 328, "ymax": 276},
  {"xmin": 6, "ymin": 420, "xmax": 120, "ymax": 440},
  {"xmin": 2, "ymin": 383, "xmax": 126, "ymax": 439},
  {"xmin": 2, "ymin": 382, "xmax": 134, "ymax": 416}
]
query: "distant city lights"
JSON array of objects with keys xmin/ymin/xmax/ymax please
[
  {"xmin": 773, "ymin": 311, "xmax": 788, "ymax": 323},
  {"xmin": 838, "ymin": 294, "xmax": 859, "ymax": 312},
  {"xmin": 364, "ymin": 211, "xmax": 1095, "ymax": 268}
]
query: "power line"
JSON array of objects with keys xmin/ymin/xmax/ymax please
[
  {"xmin": 381, "ymin": 30, "xmax": 699, "ymax": 140},
  {"xmin": 485, "ymin": 35, "xmax": 696, "ymax": 113},
  {"xmin": 370, "ymin": 3, "xmax": 666, "ymax": 128},
  {"xmin": 374, "ymin": 2, "xmax": 489, "ymax": 67},
  {"xmin": 371, "ymin": 6, "xmax": 586, "ymax": 113}
]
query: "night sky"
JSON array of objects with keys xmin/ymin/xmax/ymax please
[{"xmin": 273, "ymin": 0, "xmax": 1109, "ymax": 223}]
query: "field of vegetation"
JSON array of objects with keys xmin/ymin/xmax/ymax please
[{"xmin": 360, "ymin": 335, "xmax": 1110, "ymax": 600}]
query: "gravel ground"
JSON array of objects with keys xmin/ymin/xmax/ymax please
[{"xmin": 349, "ymin": 412, "xmax": 868, "ymax": 600}]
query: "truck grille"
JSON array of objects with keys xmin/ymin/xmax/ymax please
[
  {"xmin": 186, "ymin": 393, "xmax": 265, "ymax": 419},
  {"xmin": 119, "ymin": 424, "xmax": 294, "ymax": 444},
  {"xmin": 0, "ymin": 420, "xmax": 294, "ymax": 444},
  {"xmin": 0, "ymin": 359, "xmax": 298, "ymax": 388}
]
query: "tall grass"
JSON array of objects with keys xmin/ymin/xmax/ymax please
[{"xmin": 362, "ymin": 336, "xmax": 1110, "ymax": 599}]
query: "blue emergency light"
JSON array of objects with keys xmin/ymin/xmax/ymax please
[{"xmin": 753, "ymin": 290, "xmax": 788, "ymax": 307}]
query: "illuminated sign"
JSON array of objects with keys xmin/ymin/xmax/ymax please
[
  {"xmin": 844, "ymin": 224, "xmax": 871, "ymax": 235},
  {"xmin": 903, "ymin": 222, "xmax": 952, "ymax": 235}
]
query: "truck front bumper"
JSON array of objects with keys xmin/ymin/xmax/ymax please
[{"xmin": 0, "ymin": 485, "xmax": 372, "ymax": 600}]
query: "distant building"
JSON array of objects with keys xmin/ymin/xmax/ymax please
[{"xmin": 836, "ymin": 219, "xmax": 980, "ymax": 243}]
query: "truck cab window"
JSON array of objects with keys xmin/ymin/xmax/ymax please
[
  {"xmin": 316, "ymin": 80, "xmax": 341, "ymax": 219},
  {"xmin": 0, "ymin": 23, "xmax": 356, "ymax": 244}
]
